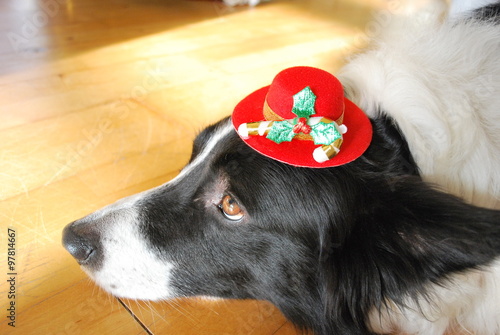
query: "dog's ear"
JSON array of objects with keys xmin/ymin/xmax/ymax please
[
  {"xmin": 319, "ymin": 176, "xmax": 500, "ymax": 334},
  {"xmin": 363, "ymin": 177, "xmax": 500, "ymax": 271}
]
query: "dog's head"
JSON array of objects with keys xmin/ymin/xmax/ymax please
[
  {"xmin": 63, "ymin": 118, "xmax": 336, "ymax": 304},
  {"xmin": 63, "ymin": 116, "xmax": 500, "ymax": 334}
]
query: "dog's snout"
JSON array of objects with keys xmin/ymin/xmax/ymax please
[{"xmin": 62, "ymin": 220, "xmax": 102, "ymax": 268}]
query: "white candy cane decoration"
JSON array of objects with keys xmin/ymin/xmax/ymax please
[{"xmin": 238, "ymin": 116, "xmax": 348, "ymax": 163}]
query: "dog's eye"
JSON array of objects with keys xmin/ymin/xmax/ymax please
[{"xmin": 219, "ymin": 195, "xmax": 244, "ymax": 221}]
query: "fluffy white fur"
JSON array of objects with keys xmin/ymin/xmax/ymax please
[
  {"xmin": 339, "ymin": 4, "xmax": 500, "ymax": 210},
  {"xmin": 339, "ymin": 2, "xmax": 500, "ymax": 333},
  {"xmin": 368, "ymin": 259, "xmax": 500, "ymax": 334}
]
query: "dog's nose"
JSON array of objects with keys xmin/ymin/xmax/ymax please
[
  {"xmin": 62, "ymin": 221, "xmax": 101, "ymax": 267},
  {"xmin": 63, "ymin": 225, "xmax": 93, "ymax": 262}
]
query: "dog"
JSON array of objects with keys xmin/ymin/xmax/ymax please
[{"xmin": 63, "ymin": 1, "xmax": 500, "ymax": 334}]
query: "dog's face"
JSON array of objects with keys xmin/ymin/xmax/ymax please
[{"xmin": 63, "ymin": 118, "xmax": 344, "ymax": 313}]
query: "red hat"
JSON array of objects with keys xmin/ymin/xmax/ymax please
[{"xmin": 232, "ymin": 66, "xmax": 372, "ymax": 168}]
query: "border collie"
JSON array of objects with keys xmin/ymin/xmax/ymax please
[{"xmin": 63, "ymin": 1, "xmax": 500, "ymax": 334}]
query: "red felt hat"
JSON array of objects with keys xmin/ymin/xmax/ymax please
[{"xmin": 232, "ymin": 66, "xmax": 372, "ymax": 168}]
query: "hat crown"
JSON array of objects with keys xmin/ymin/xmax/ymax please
[{"xmin": 265, "ymin": 66, "xmax": 344, "ymax": 120}]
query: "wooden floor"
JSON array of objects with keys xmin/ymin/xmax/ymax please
[{"xmin": 0, "ymin": 0, "xmax": 407, "ymax": 334}]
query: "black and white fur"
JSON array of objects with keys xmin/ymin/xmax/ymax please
[{"xmin": 63, "ymin": 1, "xmax": 500, "ymax": 334}]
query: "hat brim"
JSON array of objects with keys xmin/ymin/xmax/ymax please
[{"xmin": 232, "ymin": 85, "xmax": 373, "ymax": 168}]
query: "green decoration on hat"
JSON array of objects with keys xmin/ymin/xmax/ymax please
[
  {"xmin": 310, "ymin": 122, "xmax": 342, "ymax": 145},
  {"xmin": 292, "ymin": 86, "xmax": 316, "ymax": 118},
  {"xmin": 266, "ymin": 120, "xmax": 295, "ymax": 144},
  {"xmin": 265, "ymin": 86, "xmax": 342, "ymax": 145}
]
